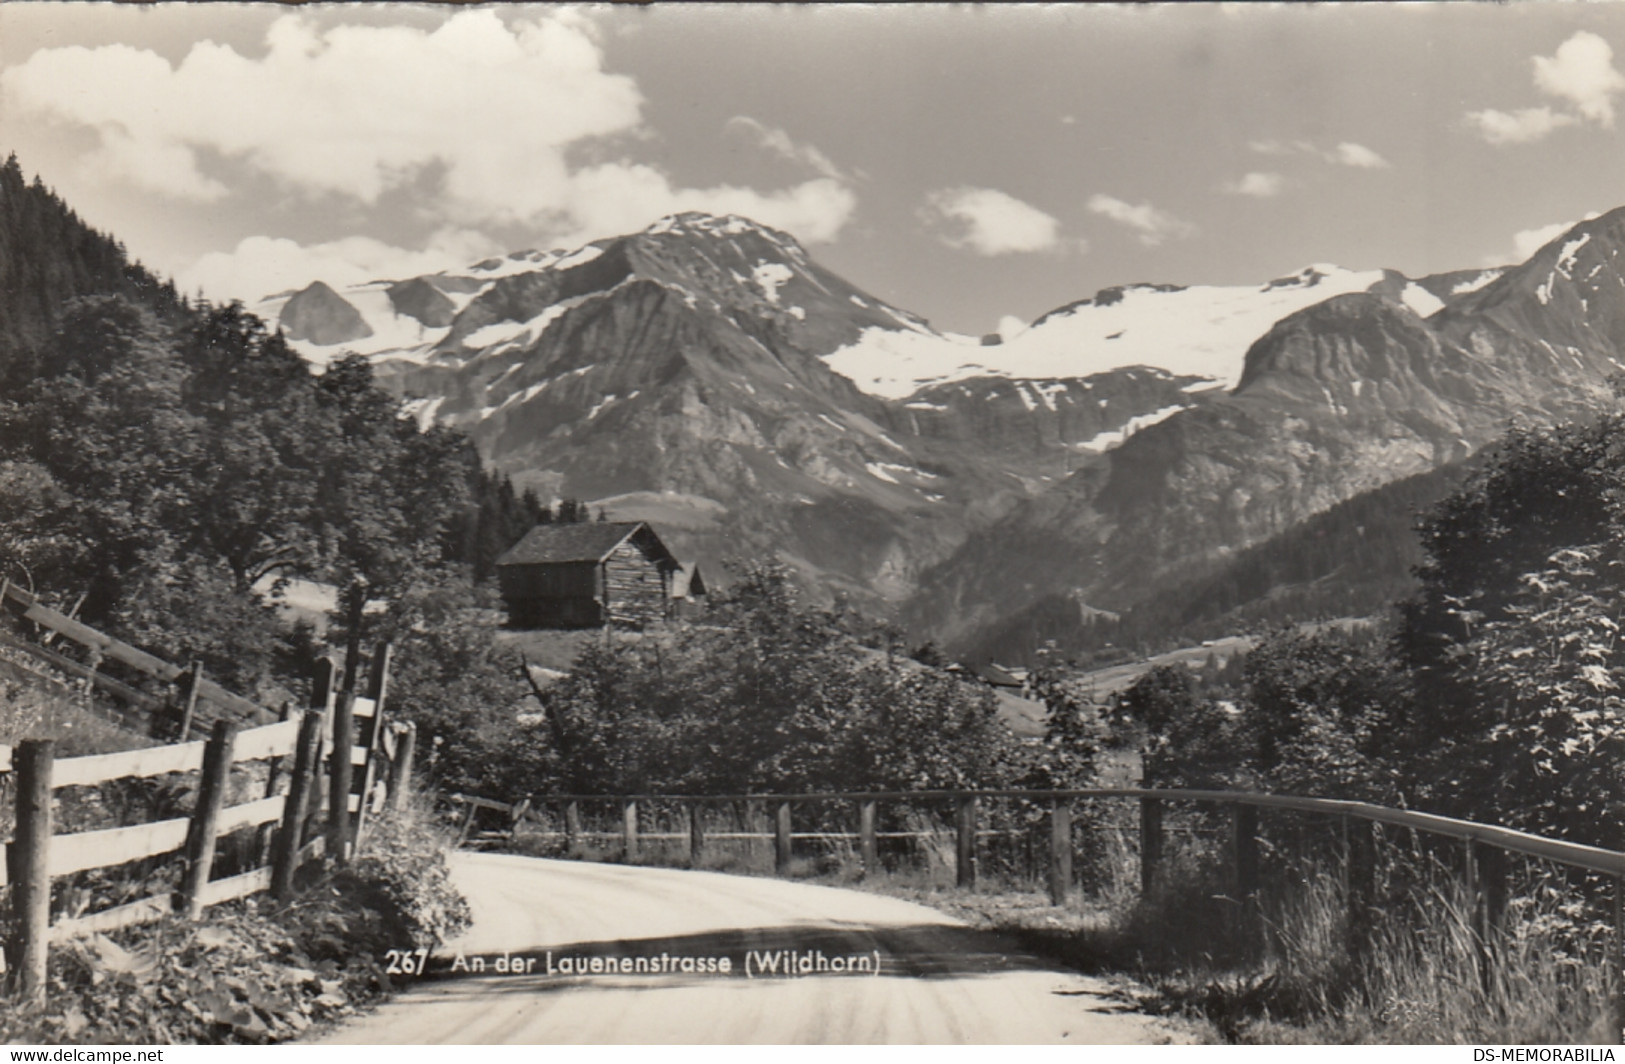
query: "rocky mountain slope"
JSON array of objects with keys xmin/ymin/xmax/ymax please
[
  {"xmin": 259, "ymin": 214, "xmax": 1219, "ymax": 607},
  {"xmin": 906, "ymin": 211, "xmax": 1625, "ymax": 652},
  {"xmin": 257, "ymin": 207, "xmax": 1625, "ymax": 655}
]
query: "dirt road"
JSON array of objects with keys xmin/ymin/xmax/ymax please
[{"xmin": 320, "ymin": 853, "xmax": 1196, "ymax": 1044}]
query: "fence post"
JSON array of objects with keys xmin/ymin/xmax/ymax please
[
  {"xmin": 565, "ymin": 800, "xmax": 582, "ymax": 852},
  {"xmin": 7, "ymin": 740, "xmax": 53, "ymax": 1003},
  {"xmin": 1139, "ymin": 797, "xmax": 1163, "ymax": 898},
  {"xmin": 509, "ymin": 799, "xmax": 532, "ymax": 842},
  {"xmin": 273, "ymin": 712, "xmax": 325, "ymax": 901},
  {"xmin": 1232, "ymin": 803, "xmax": 1260, "ymax": 956},
  {"xmin": 859, "ymin": 799, "xmax": 878, "ymax": 876},
  {"xmin": 623, "ymin": 799, "xmax": 639, "ymax": 862},
  {"xmin": 775, "ymin": 801, "xmax": 793, "ymax": 876},
  {"xmin": 353, "ymin": 642, "xmax": 393, "ymax": 844},
  {"xmin": 1476, "ymin": 843, "xmax": 1507, "ymax": 937},
  {"xmin": 256, "ymin": 702, "xmax": 295, "ymax": 867},
  {"xmin": 956, "ymin": 794, "xmax": 978, "ymax": 889},
  {"xmin": 305, "ymin": 657, "xmax": 336, "ymax": 851},
  {"xmin": 454, "ymin": 800, "xmax": 476, "ymax": 847},
  {"xmin": 689, "ymin": 802, "xmax": 705, "ymax": 867},
  {"xmin": 387, "ymin": 722, "xmax": 416, "ymax": 814},
  {"xmin": 328, "ymin": 688, "xmax": 356, "ymax": 866},
  {"xmin": 177, "ymin": 660, "xmax": 204, "ymax": 742},
  {"xmin": 328, "ymin": 592, "xmax": 365, "ymax": 864},
  {"xmin": 1344, "ymin": 816, "xmax": 1375, "ymax": 963},
  {"xmin": 1049, "ymin": 799, "xmax": 1072, "ymax": 906},
  {"xmin": 182, "ymin": 719, "xmax": 238, "ymax": 920}
]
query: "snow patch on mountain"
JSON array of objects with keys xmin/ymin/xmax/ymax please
[
  {"xmin": 400, "ymin": 396, "xmax": 446, "ymax": 432},
  {"xmin": 1401, "ymin": 283, "xmax": 1445, "ymax": 317},
  {"xmin": 458, "ymin": 278, "xmax": 639, "ymax": 359},
  {"xmin": 821, "ymin": 327, "xmax": 988, "ymax": 399},
  {"xmin": 823, "ymin": 265, "xmax": 1386, "ymax": 398},
  {"xmin": 753, "ymin": 262, "xmax": 793, "ymax": 305},
  {"xmin": 1451, "ymin": 270, "xmax": 1504, "ymax": 295},
  {"xmin": 261, "ymin": 282, "xmax": 450, "ymax": 367},
  {"xmin": 468, "ymin": 249, "xmax": 566, "ymax": 278},
  {"xmin": 1074, "ymin": 403, "xmax": 1189, "ymax": 452}
]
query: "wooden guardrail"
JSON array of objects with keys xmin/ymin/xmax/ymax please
[
  {"xmin": 1, "ymin": 646, "xmax": 417, "ymax": 1004},
  {"xmin": 455, "ymin": 785, "xmax": 1625, "ymax": 878},
  {"xmin": 452, "ymin": 784, "xmax": 1625, "ymax": 1002}
]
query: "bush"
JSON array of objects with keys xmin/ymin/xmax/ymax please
[
  {"xmin": 339, "ymin": 803, "xmax": 471, "ymax": 952},
  {"xmin": 529, "ymin": 562, "xmax": 1029, "ymax": 795}
]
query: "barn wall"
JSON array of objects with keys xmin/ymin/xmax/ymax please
[
  {"xmin": 499, "ymin": 560, "xmax": 603, "ymax": 629},
  {"xmin": 505, "ymin": 595, "xmax": 603, "ymax": 630},
  {"xmin": 498, "ymin": 561, "xmax": 598, "ymax": 600},
  {"xmin": 604, "ymin": 540, "xmax": 670, "ymax": 629}
]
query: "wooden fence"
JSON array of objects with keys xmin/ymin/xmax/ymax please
[
  {"xmin": 0, "ymin": 594, "xmax": 418, "ymax": 1003},
  {"xmin": 451, "ymin": 785, "xmax": 1625, "ymax": 1029},
  {"xmin": 0, "ymin": 579, "xmax": 273, "ymax": 738}
]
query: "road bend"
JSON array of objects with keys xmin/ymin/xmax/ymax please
[{"xmin": 318, "ymin": 852, "xmax": 1195, "ymax": 1044}]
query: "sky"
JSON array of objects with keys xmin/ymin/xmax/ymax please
[{"xmin": 4, "ymin": 3, "xmax": 1625, "ymax": 337}]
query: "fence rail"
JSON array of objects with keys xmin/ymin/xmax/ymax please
[
  {"xmin": 459, "ymin": 787, "xmax": 1625, "ymax": 878},
  {"xmin": 0, "ymin": 579, "xmax": 273, "ymax": 733}
]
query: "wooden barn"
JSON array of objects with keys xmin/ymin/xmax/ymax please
[
  {"xmin": 495, "ymin": 521, "xmax": 680, "ymax": 630},
  {"xmin": 671, "ymin": 560, "xmax": 708, "ymax": 618}
]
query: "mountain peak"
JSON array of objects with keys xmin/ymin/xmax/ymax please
[
  {"xmin": 641, "ymin": 211, "xmax": 802, "ymax": 249},
  {"xmin": 279, "ymin": 280, "xmax": 371, "ymax": 346}
]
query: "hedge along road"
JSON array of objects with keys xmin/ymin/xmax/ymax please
[{"xmin": 318, "ymin": 852, "xmax": 1199, "ymax": 1044}]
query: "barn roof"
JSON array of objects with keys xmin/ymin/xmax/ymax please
[{"xmin": 495, "ymin": 521, "xmax": 678, "ymax": 569}]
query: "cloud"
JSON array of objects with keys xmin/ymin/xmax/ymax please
[
  {"xmin": 1534, "ymin": 31, "xmax": 1625, "ymax": 126},
  {"xmin": 1223, "ymin": 171, "xmax": 1284, "ymax": 198},
  {"xmin": 1465, "ymin": 106, "xmax": 1580, "ymax": 146},
  {"xmin": 1086, "ymin": 194, "xmax": 1196, "ymax": 246},
  {"xmin": 1, "ymin": 11, "xmax": 859, "ymax": 247},
  {"xmin": 921, "ymin": 186, "xmax": 1066, "ymax": 255},
  {"xmin": 1509, "ymin": 212, "xmax": 1600, "ymax": 262},
  {"xmin": 1246, "ymin": 139, "xmax": 1389, "ymax": 169},
  {"xmin": 2, "ymin": 13, "xmax": 637, "ymax": 212},
  {"xmin": 725, "ymin": 116, "xmax": 846, "ymax": 181},
  {"xmin": 996, "ymin": 315, "xmax": 1029, "ymax": 340},
  {"xmin": 1467, "ymin": 31, "xmax": 1625, "ymax": 145},
  {"xmin": 176, "ymin": 227, "xmax": 506, "ymax": 304},
  {"xmin": 1331, "ymin": 142, "xmax": 1389, "ymax": 169}
]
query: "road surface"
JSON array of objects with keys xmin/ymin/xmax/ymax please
[{"xmin": 320, "ymin": 853, "xmax": 1196, "ymax": 1044}]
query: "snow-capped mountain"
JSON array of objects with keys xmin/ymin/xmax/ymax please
[
  {"xmin": 822, "ymin": 266, "xmax": 1416, "ymax": 397},
  {"xmin": 907, "ymin": 214, "xmax": 1625, "ymax": 650},
  {"xmin": 255, "ymin": 207, "xmax": 1624, "ymax": 653}
]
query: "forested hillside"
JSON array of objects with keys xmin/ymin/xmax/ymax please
[
  {"xmin": 0, "ymin": 153, "xmax": 181, "ymax": 382},
  {"xmin": 968, "ymin": 461, "xmax": 1473, "ymax": 664},
  {"xmin": 0, "ymin": 157, "xmax": 543, "ymax": 702}
]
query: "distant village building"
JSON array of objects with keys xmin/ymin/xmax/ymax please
[
  {"xmin": 496, "ymin": 521, "xmax": 681, "ymax": 630},
  {"xmin": 978, "ymin": 663, "xmax": 1028, "ymax": 690}
]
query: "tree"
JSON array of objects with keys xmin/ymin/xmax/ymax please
[
  {"xmin": 1394, "ymin": 415, "xmax": 1625, "ymax": 843},
  {"xmin": 1114, "ymin": 664, "xmax": 1248, "ymax": 789},
  {"xmin": 1236, "ymin": 628, "xmax": 1400, "ymax": 801},
  {"xmin": 178, "ymin": 303, "xmax": 324, "ymax": 592},
  {"xmin": 523, "ymin": 562, "xmax": 1027, "ymax": 796}
]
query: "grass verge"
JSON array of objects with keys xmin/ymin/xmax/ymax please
[{"xmin": 829, "ymin": 855, "xmax": 1614, "ymax": 1044}]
